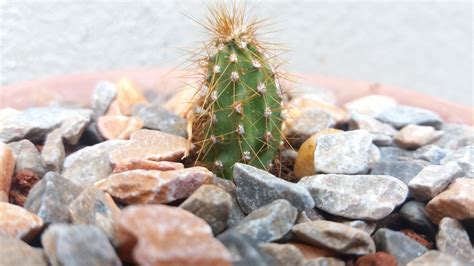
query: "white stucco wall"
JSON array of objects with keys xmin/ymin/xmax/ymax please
[{"xmin": 1, "ymin": 0, "xmax": 472, "ymax": 105}]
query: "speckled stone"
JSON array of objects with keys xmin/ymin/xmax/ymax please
[
  {"xmin": 375, "ymin": 105, "xmax": 442, "ymax": 129},
  {"xmin": 399, "ymin": 201, "xmax": 437, "ymax": 239},
  {"xmin": 344, "ymin": 94, "xmax": 397, "ymax": 117},
  {"xmin": 302, "ymin": 257, "xmax": 345, "ymax": 266},
  {"xmin": 41, "ymin": 129, "xmax": 65, "ymax": 173},
  {"xmin": 132, "ymin": 103, "xmax": 188, "ymax": 138},
  {"xmin": 58, "ymin": 115, "xmax": 91, "ymax": 145},
  {"xmin": 0, "ymin": 237, "xmax": 48, "ymax": 266},
  {"xmin": 97, "ymin": 115, "xmax": 143, "ymax": 140},
  {"xmin": 408, "ymin": 162, "xmax": 463, "ymax": 201},
  {"xmin": 260, "ymin": 243, "xmax": 305, "ymax": 266},
  {"xmin": 211, "ymin": 177, "xmax": 246, "ymax": 228},
  {"xmin": 91, "ymin": 80, "xmax": 118, "ymax": 118},
  {"xmin": 180, "ymin": 184, "xmax": 232, "ymax": 235},
  {"xmin": 440, "ymin": 145, "xmax": 474, "ymax": 178},
  {"xmin": 341, "ymin": 220, "xmax": 377, "ymax": 235},
  {"xmin": 436, "ymin": 217, "xmax": 474, "ymax": 264},
  {"xmin": 0, "ymin": 202, "xmax": 43, "ymax": 240},
  {"xmin": 42, "ymin": 224, "xmax": 121, "ymax": 266},
  {"xmin": 0, "ymin": 142, "xmax": 15, "ymax": 201},
  {"xmin": 413, "ymin": 145, "xmax": 448, "ymax": 164},
  {"xmin": 8, "ymin": 139, "xmax": 46, "ymax": 179},
  {"xmin": 370, "ymin": 159, "xmax": 429, "ymax": 185},
  {"xmin": 407, "ymin": 251, "xmax": 465, "ymax": 266},
  {"xmin": 314, "ymin": 129, "xmax": 373, "ymax": 174},
  {"xmin": 434, "ymin": 123, "xmax": 474, "ymax": 150},
  {"xmin": 62, "ymin": 140, "xmax": 128, "ymax": 188},
  {"xmin": 217, "ymin": 230, "xmax": 274, "ymax": 266},
  {"xmin": 349, "ymin": 113, "xmax": 397, "ymax": 136},
  {"xmin": 299, "ymin": 174, "xmax": 408, "ymax": 220},
  {"xmin": 394, "ymin": 125, "xmax": 443, "ymax": 149},
  {"xmin": 0, "ymin": 107, "xmax": 92, "ymax": 143},
  {"xmin": 234, "ymin": 199, "xmax": 297, "ymax": 243},
  {"xmin": 24, "ymin": 172, "xmax": 82, "ymax": 224},
  {"xmin": 284, "ymin": 108, "xmax": 335, "ymax": 145},
  {"xmin": 233, "ymin": 163, "xmax": 314, "ymax": 214},
  {"xmin": 112, "ymin": 160, "xmax": 184, "ymax": 173},
  {"xmin": 293, "ymin": 220, "xmax": 375, "ymax": 255},
  {"xmin": 373, "ymin": 228, "xmax": 427, "ymax": 266},
  {"xmin": 96, "ymin": 167, "xmax": 213, "ymax": 204}
]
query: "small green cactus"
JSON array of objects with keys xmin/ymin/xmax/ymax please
[{"xmin": 191, "ymin": 3, "xmax": 284, "ymax": 179}]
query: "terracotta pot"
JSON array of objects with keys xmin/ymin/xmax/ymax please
[{"xmin": 1, "ymin": 67, "xmax": 472, "ymax": 125}]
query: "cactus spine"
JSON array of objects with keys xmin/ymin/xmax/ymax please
[{"xmin": 191, "ymin": 3, "xmax": 284, "ymax": 179}]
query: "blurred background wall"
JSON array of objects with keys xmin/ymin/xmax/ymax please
[{"xmin": 1, "ymin": 0, "xmax": 472, "ymax": 105}]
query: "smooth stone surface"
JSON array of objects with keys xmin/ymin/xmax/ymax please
[
  {"xmin": 112, "ymin": 159, "xmax": 184, "ymax": 173},
  {"xmin": 434, "ymin": 123, "xmax": 474, "ymax": 150},
  {"xmin": 372, "ymin": 133, "xmax": 394, "ymax": 146},
  {"xmin": 91, "ymin": 80, "xmax": 117, "ymax": 118},
  {"xmin": 413, "ymin": 145, "xmax": 448, "ymax": 164},
  {"xmin": 373, "ymin": 228, "xmax": 427, "ymax": 266},
  {"xmin": 426, "ymin": 177, "xmax": 474, "ymax": 224},
  {"xmin": 8, "ymin": 139, "xmax": 46, "ymax": 178},
  {"xmin": 217, "ymin": 230, "xmax": 274, "ymax": 266},
  {"xmin": 370, "ymin": 159, "xmax": 429, "ymax": 185},
  {"xmin": 109, "ymin": 129, "xmax": 189, "ymax": 165},
  {"xmin": 375, "ymin": 106, "xmax": 443, "ymax": 129},
  {"xmin": 436, "ymin": 217, "xmax": 474, "ymax": 264},
  {"xmin": 394, "ymin": 124, "xmax": 443, "ymax": 149},
  {"xmin": 299, "ymin": 174, "xmax": 408, "ymax": 220},
  {"xmin": 62, "ymin": 140, "xmax": 128, "ymax": 188},
  {"xmin": 303, "ymin": 257, "xmax": 345, "ymax": 266},
  {"xmin": 399, "ymin": 201, "xmax": 437, "ymax": 239},
  {"xmin": 344, "ymin": 95, "xmax": 397, "ymax": 117},
  {"xmin": 293, "ymin": 220, "xmax": 375, "ymax": 255},
  {"xmin": 0, "ymin": 202, "xmax": 43, "ymax": 239},
  {"xmin": 349, "ymin": 113, "xmax": 397, "ymax": 136},
  {"xmin": 355, "ymin": 252, "xmax": 398, "ymax": 266},
  {"xmin": 42, "ymin": 224, "xmax": 121, "ymax": 266},
  {"xmin": 314, "ymin": 129, "xmax": 373, "ymax": 174},
  {"xmin": 0, "ymin": 107, "xmax": 92, "ymax": 143},
  {"xmin": 260, "ymin": 243, "xmax": 304, "ymax": 266},
  {"xmin": 69, "ymin": 187, "xmax": 121, "ymax": 241},
  {"xmin": 180, "ymin": 184, "xmax": 232, "ymax": 235},
  {"xmin": 97, "ymin": 115, "xmax": 143, "ymax": 140},
  {"xmin": 24, "ymin": 172, "xmax": 82, "ymax": 224},
  {"xmin": 0, "ymin": 142, "xmax": 15, "ymax": 201},
  {"xmin": 408, "ymin": 162, "xmax": 463, "ymax": 201},
  {"xmin": 406, "ymin": 251, "xmax": 465, "ymax": 266},
  {"xmin": 0, "ymin": 236, "xmax": 48, "ymax": 266},
  {"xmin": 96, "ymin": 167, "xmax": 213, "ymax": 204},
  {"xmin": 440, "ymin": 145, "xmax": 474, "ymax": 178},
  {"xmin": 234, "ymin": 199, "xmax": 297, "ymax": 243},
  {"xmin": 117, "ymin": 205, "xmax": 232, "ymax": 266},
  {"xmin": 41, "ymin": 129, "xmax": 65, "ymax": 172},
  {"xmin": 234, "ymin": 163, "xmax": 314, "ymax": 214},
  {"xmin": 132, "ymin": 103, "xmax": 188, "ymax": 138}
]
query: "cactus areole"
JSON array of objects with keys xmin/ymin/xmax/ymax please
[{"xmin": 191, "ymin": 3, "xmax": 284, "ymax": 179}]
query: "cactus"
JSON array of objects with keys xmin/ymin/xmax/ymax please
[{"xmin": 190, "ymin": 3, "xmax": 284, "ymax": 179}]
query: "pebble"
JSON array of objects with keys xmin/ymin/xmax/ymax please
[
  {"xmin": 294, "ymin": 129, "xmax": 342, "ymax": 179},
  {"xmin": 378, "ymin": 146, "xmax": 414, "ymax": 161},
  {"xmin": 24, "ymin": 172, "xmax": 82, "ymax": 223},
  {"xmin": 163, "ymin": 86, "xmax": 196, "ymax": 117},
  {"xmin": 341, "ymin": 220, "xmax": 377, "ymax": 235},
  {"xmin": 132, "ymin": 103, "xmax": 188, "ymax": 138},
  {"xmin": 41, "ymin": 129, "xmax": 65, "ymax": 172},
  {"xmin": 112, "ymin": 159, "xmax": 184, "ymax": 173},
  {"xmin": 349, "ymin": 113, "xmax": 397, "ymax": 136},
  {"xmin": 314, "ymin": 129, "xmax": 373, "ymax": 174},
  {"xmin": 408, "ymin": 162, "xmax": 463, "ymax": 201},
  {"xmin": 394, "ymin": 124, "xmax": 443, "ymax": 149},
  {"xmin": 296, "ymin": 209, "xmax": 325, "ymax": 224},
  {"xmin": 212, "ymin": 177, "xmax": 246, "ymax": 228},
  {"xmin": 59, "ymin": 115, "xmax": 91, "ymax": 145},
  {"xmin": 42, "ymin": 224, "xmax": 121, "ymax": 266},
  {"xmin": 8, "ymin": 139, "xmax": 46, "ymax": 178},
  {"xmin": 344, "ymin": 94, "xmax": 397, "ymax": 117},
  {"xmin": 289, "ymin": 97, "xmax": 348, "ymax": 123},
  {"xmin": 370, "ymin": 159, "xmax": 429, "ymax": 185},
  {"xmin": 284, "ymin": 108, "xmax": 335, "ymax": 145},
  {"xmin": 97, "ymin": 115, "xmax": 143, "ymax": 140},
  {"xmin": 91, "ymin": 80, "xmax": 118, "ymax": 118},
  {"xmin": 302, "ymin": 257, "xmax": 345, "ymax": 266},
  {"xmin": 112, "ymin": 78, "xmax": 148, "ymax": 116},
  {"xmin": 95, "ymin": 167, "xmax": 213, "ymax": 204},
  {"xmin": 436, "ymin": 217, "xmax": 474, "ymax": 264},
  {"xmin": 355, "ymin": 252, "xmax": 397, "ymax": 266},
  {"xmin": 299, "ymin": 174, "xmax": 408, "ymax": 220},
  {"xmin": 375, "ymin": 105, "xmax": 443, "ymax": 129},
  {"xmin": 8, "ymin": 170, "xmax": 40, "ymax": 206},
  {"xmin": 434, "ymin": 123, "xmax": 474, "ymax": 150},
  {"xmin": 0, "ymin": 142, "xmax": 15, "ymax": 201},
  {"xmin": 412, "ymin": 144, "xmax": 448, "ymax": 164},
  {"xmin": 80, "ymin": 121, "xmax": 105, "ymax": 145},
  {"xmin": 292, "ymin": 220, "xmax": 375, "ymax": 255},
  {"xmin": 406, "ymin": 250, "xmax": 465, "ymax": 266},
  {"xmin": 0, "ymin": 236, "xmax": 48, "ymax": 266},
  {"xmin": 399, "ymin": 201, "xmax": 437, "ymax": 239},
  {"xmin": 0, "ymin": 202, "xmax": 43, "ymax": 239},
  {"xmin": 260, "ymin": 243, "xmax": 305, "ymax": 266},
  {"xmin": 372, "ymin": 228, "xmax": 427, "ymax": 266},
  {"xmin": 180, "ymin": 184, "xmax": 232, "ymax": 234},
  {"xmin": 401, "ymin": 229, "xmax": 433, "ymax": 249},
  {"xmin": 289, "ymin": 242, "xmax": 338, "ymax": 259},
  {"xmin": 69, "ymin": 187, "xmax": 121, "ymax": 241},
  {"xmin": 217, "ymin": 230, "xmax": 274, "ymax": 266},
  {"xmin": 0, "ymin": 107, "xmax": 92, "ymax": 143},
  {"xmin": 425, "ymin": 177, "xmax": 474, "ymax": 224},
  {"xmin": 116, "ymin": 204, "xmax": 232, "ymax": 266},
  {"xmin": 372, "ymin": 133, "xmax": 394, "ymax": 146},
  {"xmin": 62, "ymin": 140, "xmax": 128, "ymax": 188},
  {"xmin": 109, "ymin": 129, "xmax": 189, "ymax": 165},
  {"xmin": 234, "ymin": 199, "xmax": 297, "ymax": 242},
  {"xmin": 440, "ymin": 145, "xmax": 474, "ymax": 178},
  {"xmin": 233, "ymin": 163, "xmax": 314, "ymax": 214}
]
